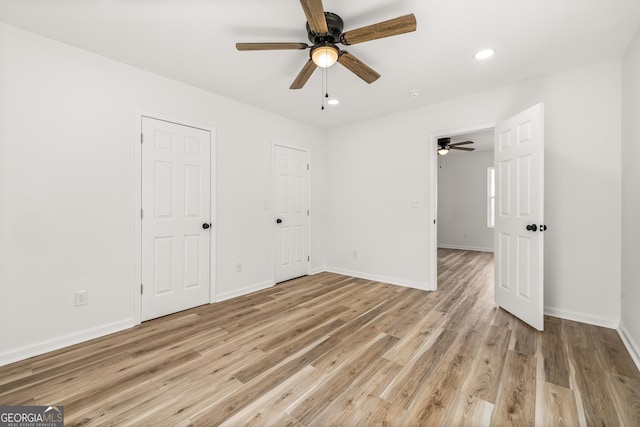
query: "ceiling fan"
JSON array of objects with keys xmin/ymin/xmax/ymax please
[
  {"xmin": 236, "ymin": 0, "xmax": 417, "ymax": 89},
  {"xmin": 437, "ymin": 138, "xmax": 475, "ymax": 155}
]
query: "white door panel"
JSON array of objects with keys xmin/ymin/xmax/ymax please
[
  {"xmin": 494, "ymin": 103, "xmax": 544, "ymax": 331},
  {"xmin": 274, "ymin": 145, "xmax": 309, "ymax": 283},
  {"xmin": 142, "ymin": 117, "xmax": 211, "ymax": 321}
]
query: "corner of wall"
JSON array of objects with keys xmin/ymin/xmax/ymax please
[
  {"xmin": 310, "ymin": 266, "xmax": 327, "ymax": 275},
  {"xmin": 543, "ymin": 306, "xmax": 619, "ymax": 329},
  {"xmin": 618, "ymin": 321, "xmax": 640, "ymax": 372}
]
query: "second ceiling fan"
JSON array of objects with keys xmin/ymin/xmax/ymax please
[
  {"xmin": 437, "ymin": 138, "xmax": 476, "ymax": 155},
  {"xmin": 236, "ymin": 0, "xmax": 417, "ymax": 89}
]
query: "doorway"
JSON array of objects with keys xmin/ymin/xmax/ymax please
[
  {"xmin": 437, "ymin": 129, "xmax": 495, "ymax": 254},
  {"xmin": 430, "ymin": 103, "xmax": 545, "ymax": 330},
  {"xmin": 429, "ymin": 123, "xmax": 495, "ymax": 291},
  {"xmin": 273, "ymin": 144, "xmax": 310, "ymax": 283},
  {"xmin": 134, "ymin": 112, "xmax": 217, "ymax": 324}
]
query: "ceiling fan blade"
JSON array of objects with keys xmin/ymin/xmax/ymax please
[
  {"xmin": 290, "ymin": 59, "xmax": 318, "ymax": 89},
  {"xmin": 299, "ymin": 0, "xmax": 329, "ymax": 34},
  {"xmin": 337, "ymin": 51, "xmax": 380, "ymax": 84},
  {"xmin": 451, "ymin": 146, "xmax": 475, "ymax": 151},
  {"xmin": 340, "ymin": 14, "xmax": 417, "ymax": 45},
  {"xmin": 449, "ymin": 141, "xmax": 474, "ymax": 146},
  {"xmin": 236, "ymin": 42, "xmax": 309, "ymax": 51}
]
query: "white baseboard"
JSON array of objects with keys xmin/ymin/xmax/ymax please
[
  {"xmin": 618, "ymin": 323, "xmax": 640, "ymax": 372},
  {"xmin": 437, "ymin": 244, "xmax": 494, "ymax": 253},
  {"xmin": 1, "ymin": 278, "xmax": 276, "ymax": 367},
  {"xmin": 543, "ymin": 306, "xmax": 619, "ymax": 329},
  {"xmin": 215, "ymin": 279, "xmax": 275, "ymax": 302},
  {"xmin": 310, "ymin": 266, "xmax": 326, "ymax": 275},
  {"xmin": 324, "ymin": 267, "xmax": 434, "ymax": 291},
  {"xmin": 0, "ymin": 318, "xmax": 134, "ymax": 368}
]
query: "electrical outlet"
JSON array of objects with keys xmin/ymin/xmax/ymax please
[
  {"xmin": 75, "ymin": 290, "xmax": 88, "ymax": 306},
  {"xmin": 236, "ymin": 262, "xmax": 242, "ymax": 273},
  {"xmin": 463, "ymin": 233, "xmax": 469, "ymax": 240},
  {"xmin": 353, "ymin": 251, "xmax": 358, "ymax": 260}
]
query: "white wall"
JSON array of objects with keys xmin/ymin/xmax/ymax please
[
  {"xmin": 438, "ymin": 136, "xmax": 494, "ymax": 252},
  {"xmin": 326, "ymin": 60, "xmax": 622, "ymax": 326},
  {"xmin": 323, "ymin": 118, "xmax": 432, "ymax": 289},
  {"xmin": 621, "ymin": 25, "xmax": 640, "ymax": 367},
  {"xmin": 0, "ymin": 22, "xmax": 326, "ymax": 365}
]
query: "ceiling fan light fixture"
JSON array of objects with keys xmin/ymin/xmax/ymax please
[
  {"xmin": 237, "ymin": 6, "xmax": 417, "ymax": 90},
  {"xmin": 311, "ymin": 43, "xmax": 339, "ymax": 68},
  {"xmin": 437, "ymin": 147, "xmax": 450, "ymax": 155}
]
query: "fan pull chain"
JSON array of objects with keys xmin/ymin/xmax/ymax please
[
  {"xmin": 320, "ymin": 67, "xmax": 330, "ymax": 110},
  {"xmin": 320, "ymin": 68, "xmax": 327, "ymax": 110},
  {"xmin": 325, "ymin": 67, "xmax": 329, "ymax": 99}
]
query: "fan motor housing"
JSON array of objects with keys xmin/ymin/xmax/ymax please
[
  {"xmin": 438, "ymin": 137, "xmax": 451, "ymax": 148},
  {"xmin": 307, "ymin": 12, "xmax": 344, "ymax": 43}
]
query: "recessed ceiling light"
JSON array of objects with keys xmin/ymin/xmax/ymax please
[
  {"xmin": 474, "ymin": 49, "xmax": 495, "ymax": 60},
  {"xmin": 328, "ymin": 99, "xmax": 339, "ymax": 105},
  {"xmin": 409, "ymin": 90, "xmax": 421, "ymax": 98}
]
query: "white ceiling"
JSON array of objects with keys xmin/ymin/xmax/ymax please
[{"xmin": 1, "ymin": 0, "xmax": 639, "ymax": 130}]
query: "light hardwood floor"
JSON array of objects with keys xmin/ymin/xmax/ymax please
[{"xmin": 1, "ymin": 249, "xmax": 639, "ymax": 426}]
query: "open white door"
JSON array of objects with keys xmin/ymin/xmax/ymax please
[
  {"xmin": 274, "ymin": 145, "xmax": 309, "ymax": 283},
  {"xmin": 494, "ymin": 103, "xmax": 545, "ymax": 331}
]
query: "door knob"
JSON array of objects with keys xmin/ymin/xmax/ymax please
[
  {"xmin": 202, "ymin": 223, "xmax": 211, "ymax": 229},
  {"xmin": 526, "ymin": 224, "xmax": 538, "ymax": 232},
  {"xmin": 276, "ymin": 218, "xmax": 283, "ymax": 224}
]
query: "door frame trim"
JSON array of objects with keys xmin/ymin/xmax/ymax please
[
  {"xmin": 134, "ymin": 109, "xmax": 217, "ymax": 325},
  {"xmin": 272, "ymin": 142, "xmax": 312, "ymax": 283},
  {"xmin": 428, "ymin": 121, "xmax": 495, "ymax": 291}
]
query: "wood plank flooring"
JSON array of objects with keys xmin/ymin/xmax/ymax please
[{"xmin": 1, "ymin": 248, "xmax": 639, "ymax": 426}]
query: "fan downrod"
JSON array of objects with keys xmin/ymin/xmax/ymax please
[{"xmin": 306, "ymin": 12, "xmax": 344, "ymax": 44}]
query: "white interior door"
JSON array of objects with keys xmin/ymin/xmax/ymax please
[
  {"xmin": 494, "ymin": 103, "xmax": 545, "ymax": 331},
  {"xmin": 274, "ymin": 145, "xmax": 309, "ymax": 283},
  {"xmin": 141, "ymin": 117, "xmax": 211, "ymax": 321}
]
